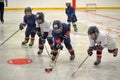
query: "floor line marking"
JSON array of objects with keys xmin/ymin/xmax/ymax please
[{"xmin": 84, "ymin": 11, "xmax": 120, "ymax": 21}]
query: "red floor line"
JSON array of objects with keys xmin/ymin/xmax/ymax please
[
  {"xmin": 90, "ymin": 20, "xmax": 103, "ymax": 25},
  {"xmin": 84, "ymin": 11, "xmax": 120, "ymax": 21},
  {"xmin": 89, "ymin": 19, "xmax": 120, "ymax": 38}
]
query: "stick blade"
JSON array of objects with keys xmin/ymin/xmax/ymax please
[
  {"xmin": 49, "ymin": 62, "xmax": 55, "ymax": 68},
  {"xmin": 72, "ymin": 72, "xmax": 76, "ymax": 77}
]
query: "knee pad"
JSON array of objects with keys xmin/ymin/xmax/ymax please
[
  {"xmin": 25, "ymin": 31, "xmax": 30, "ymax": 37},
  {"xmin": 47, "ymin": 37, "xmax": 53, "ymax": 44},
  {"xmin": 96, "ymin": 51, "xmax": 102, "ymax": 58},
  {"xmin": 31, "ymin": 31, "xmax": 36, "ymax": 37},
  {"xmin": 64, "ymin": 38, "xmax": 71, "ymax": 44},
  {"xmin": 39, "ymin": 44, "xmax": 44, "ymax": 49},
  {"xmin": 47, "ymin": 38, "xmax": 54, "ymax": 49},
  {"xmin": 97, "ymin": 45, "xmax": 103, "ymax": 52},
  {"xmin": 68, "ymin": 48, "xmax": 74, "ymax": 54},
  {"xmin": 97, "ymin": 51, "xmax": 102, "ymax": 55}
]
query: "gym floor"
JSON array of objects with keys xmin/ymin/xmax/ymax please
[{"xmin": 0, "ymin": 10, "xmax": 120, "ymax": 80}]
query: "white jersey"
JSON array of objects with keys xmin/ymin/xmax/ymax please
[
  {"xmin": 36, "ymin": 19, "xmax": 52, "ymax": 37},
  {"xmin": 89, "ymin": 31, "xmax": 116, "ymax": 50}
]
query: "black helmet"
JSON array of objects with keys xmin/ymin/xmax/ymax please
[
  {"xmin": 88, "ymin": 26, "xmax": 99, "ymax": 35},
  {"xmin": 24, "ymin": 7, "xmax": 32, "ymax": 13},
  {"xmin": 36, "ymin": 12, "xmax": 44, "ymax": 22},
  {"xmin": 53, "ymin": 20, "xmax": 63, "ymax": 33}
]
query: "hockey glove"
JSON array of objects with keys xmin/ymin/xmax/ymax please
[
  {"xmin": 87, "ymin": 47, "xmax": 93, "ymax": 56},
  {"xmin": 87, "ymin": 50, "xmax": 93, "ymax": 56},
  {"xmin": 19, "ymin": 23, "xmax": 24, "ymax": 30},
  {"xmin": 56, "ymin": 44, "xmax": 63, "ymax": 50},
  {"xmin": 63, "ymin": 35, "xmax": 69, "ymax": 39}
]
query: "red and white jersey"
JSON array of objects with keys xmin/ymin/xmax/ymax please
[
  {"xmin": 89, "ymin": 31, "xmax": 116, "ymax": 50},
  {"xmin": 36, "ymin": 19, "xmax": 52, "ymax": 37}
]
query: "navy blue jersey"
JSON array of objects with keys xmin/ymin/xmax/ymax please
[
  {"xmin": 52, "ymin": 23, "xmax": 70, "ymax": 44},
  {"xmin": 24, "ymin": 14, "xmax": 36, "ymax": 28},
  {"xmin": 65, "ymin": 6, "xmax": 77, "ymax": 22}
]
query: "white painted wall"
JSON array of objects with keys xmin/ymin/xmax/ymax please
[
  {"xmin": 8, "ymin": 0, "xmax": 66, "ymax": 8},
  {"xmin": 7, "ymin": 0, "xmax": 120, "ymax": 8}
]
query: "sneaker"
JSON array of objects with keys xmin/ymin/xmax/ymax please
[
  {"xmin": 29, "ymin": 40, "xmax": 34, "ymax": 46},
  {"xmin": 70, "ymin": 54, "xmax": 75, "ymax": 60},
  {"xmin": 94, "ymin": 58, "xmax": 101, "ymax": 65},
  {"xmin": 22, "ymin": 39, "xmax": 28, "ymax": 45},
  {"xmin": 37, "ymin": 49, "xmax": 43, "ymax": 55}
]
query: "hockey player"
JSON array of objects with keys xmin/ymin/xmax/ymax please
[
  {"xmin": 19, "ymin": 7, "xmax": 36, "ymax": 46},
  {"xmin": 36, "ymin": 12, "xmax": 54, "ymax": 54},
  {"xmin": 51, "ymin": 20, "xmax": 75, "ymax": 61},
  {"xmin": 87, "ymin": 26, "xmax": 118, "ymax": 65},
  {"xmin": 65, "ymin": 0, "xmax": 78, "ymax": 32}
]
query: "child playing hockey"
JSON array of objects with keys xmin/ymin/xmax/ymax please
[
  {"xmin": 65, "ymin": 0, "xmax": 78, "ymax": 32},
  {"xmin": 36, "ymin": 12, "xmax": 54, "ymax": 54},
  {"xmin": 51, "ymin": 20, "xmax": 75, "ymax": 61},
  {"xmin": 19, "ymin": 7, "xmax": 36, "ymax": 46},
  {"xmin": 87, "ymin": 26, "xmax": 118, "ymax": 65}
]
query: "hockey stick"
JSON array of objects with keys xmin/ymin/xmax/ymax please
[
  {"xmin": 44, "ymin": 44, "xmax": 52, "ymax": 59},
  {"xmin": 72, "ymin": 55, "xmax": 89, "ymax": 77},
  {"xmin": 38, "ymin": 34, "xmax": 52, "ymax": 59},
  {"xmin": 45, "ymin": 49, "xmax": 61, "ymax": 73},
  {"xmin": 0, "ymin": 29, "xmax": 20, "ymax": 47},
  {"xmin": 50, "ymin": 49, "xmax": 60, "ymax": 67}
]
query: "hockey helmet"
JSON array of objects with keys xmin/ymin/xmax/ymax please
[
  {"xmin": 24, "ymin": 7, "xmax": 32, "ymax": 13},
  {"xmin": 88, "ymin": 26, "xmax": 99, "ymax": 35},
  {"xmin": 66, "ymin": 0, "xmax": 71, "ymax": 6},
  {"xmin": 36, "ymin": 12, "xmax": 44, "ymax": 23},
  {"xmin": 53, "ymin": 20, "xmax": 63, "ymax": 33},
  {"xmin": 66, "ymin": 0, "xmax": 71, "ymax": 4}
]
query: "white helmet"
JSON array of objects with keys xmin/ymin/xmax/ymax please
[{"xmin": 66, "ymin": 0, "xmax": 71, "ymax": 4}]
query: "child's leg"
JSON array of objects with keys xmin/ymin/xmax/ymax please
[
  {"xmin": 64, "ymin": 37, "xmax": 75, "ymax": 60},
  {"xmin": 29, "ymin": 30, "xmax": 36, "ymax": 46},
  {"xmin": 38, "ymin": 37, "xmax": 45, "ymax": 54},
  {"xmin": 94, "ymin": 45, "xmax": 103, "ymax": 65},
  {"xmin": 22, "ymin": 28, "xmax": 30, "ymax": 45},
  {"xmin": 72, "ymin": 22, "xmax": 78, "ymax": 32},
  {"xmin": 47, "ymin": 37, "xmax": 54, "ymax": 53},
  {"xmin": 67, "ymin": 21, "xmax": 71, "ymax": 27},
  {"xmin": 51, "ymin": 43, "xmax": 59, "ymax": 61}
]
